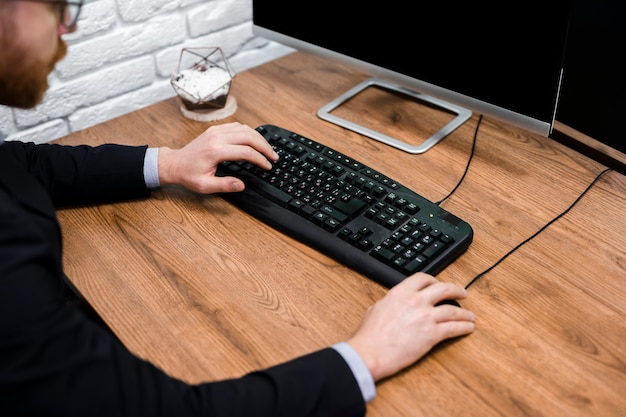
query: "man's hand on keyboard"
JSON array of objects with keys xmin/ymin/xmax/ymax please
[
  {"xmin": 347, "ymin": 272, "xmax": 475, "ymax": 382},
  {"xmin": 157, "ymin": 122, "xmax": 279, "ymax": 194}
]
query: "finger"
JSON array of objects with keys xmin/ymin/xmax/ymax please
[
  {"xmin": 237, "ymin": 144, "xmax": 276, "ymax": 169},
  {"xmin": 435, "ymin": 320, "xmax": 476, "ymax": 340},
  {"xmin": 210, "ymin": 124, "xmax": 278, "ymax": 161},
  {"xmin": 397, "ymin": 272, "xmax": 438, "ymax": 292},
  {"xmin": 420, "ymin": 281, "xmax": 468, "ymax": 306},
  {"xmin": 195, "ymin": 176, "xmax": 245, "ymax": 194},
  {"xmin": 433, "ymin": 304, "xmax": 475, "ymax": 323},
  {"xmin": 234, "ymin": 131, "xmax": 278, "ymax": 161},
  {"xmin": 213, "ymin": 144, "xmax": 275, "ymax": 170},
  {"xmin": 248, "ymin": 128, "xmax": 279, "ymax": 158}
]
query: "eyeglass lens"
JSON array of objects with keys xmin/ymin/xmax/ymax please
[{"xmin": 61, "ymin": 2, "xmax": 81, "ymax": 29}]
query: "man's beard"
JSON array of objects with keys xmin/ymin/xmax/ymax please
[{"xmin": 0, "ymin": 38, "xmax": 67, "ymax": 109}]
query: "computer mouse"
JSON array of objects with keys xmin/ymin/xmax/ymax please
[{"xmin": 436, "ymin": 299, "xmax": 461, "ymax": 307}]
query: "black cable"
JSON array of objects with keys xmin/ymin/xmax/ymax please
[
  {"xmin": 464, "ymin": 167, "xmax": 612, "ymax": 290},
  {"xmin": 431, "ymin": 115, "xmax": 612, "ymax": 289},
  {"xmin": 435, "ymin": 114, "xmax": 482, "ymax": 206}
]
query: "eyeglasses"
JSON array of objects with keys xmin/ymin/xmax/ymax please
[{"xmin": 8, "ymin": 0, "xmax": 84, "ymax": 30}]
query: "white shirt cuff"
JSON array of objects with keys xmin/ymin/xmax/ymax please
[
  {"xmin": 143, "ymin": 147, "xmax": 160, "ymax": 189},
  {"xmin": 332, "ymin": 342, "xmax": 376, "ymax": 402}
]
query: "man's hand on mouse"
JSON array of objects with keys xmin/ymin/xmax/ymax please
[{"xmin": 347, "ymin": 272, "xmax": 475, "ymax": 382}]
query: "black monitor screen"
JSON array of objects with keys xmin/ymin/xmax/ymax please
[{"xmin": 253, "ymin": 1, "xmax": 571, "ymax": 142}]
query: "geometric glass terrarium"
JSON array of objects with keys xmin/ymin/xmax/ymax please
[{"xmin": 170, "ymin": 47, "xmax": 236, "ymax": 112}]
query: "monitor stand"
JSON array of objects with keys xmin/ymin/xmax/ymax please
[{"xmin": 317, "ymin": 77, "xmax": 472, "ymax": 154}]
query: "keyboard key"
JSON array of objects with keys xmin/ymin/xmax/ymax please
[{"xmin": 333, "ymin": 198, "xmax": 366, "ymax": 215}]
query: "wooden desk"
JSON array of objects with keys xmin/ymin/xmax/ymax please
[{"xmin": 56, "ymin": 52, "xmax": 626, "ymax": 417}]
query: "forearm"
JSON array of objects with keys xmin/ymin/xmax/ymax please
[{"xmin": 1, "ymin": 141, "xmax": 151, "ymax": 207}]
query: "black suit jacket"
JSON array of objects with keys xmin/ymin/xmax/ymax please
[{"xmin": 0, "ymin": 141, "xmax": 365, "ymax": 417}]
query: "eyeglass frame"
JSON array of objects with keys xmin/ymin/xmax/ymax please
[{"xmin": 5, "ymin": 0, "xmax": 84, "ymax": 30}]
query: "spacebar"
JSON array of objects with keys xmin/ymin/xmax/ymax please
[{"xmin": 239, "ymin": 171, "xmax": 292, "ymax": 205}]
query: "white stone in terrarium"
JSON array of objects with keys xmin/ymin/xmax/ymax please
[{"xmin": 171, "ymin": 65, "xmax": 232, "ymax": 110}]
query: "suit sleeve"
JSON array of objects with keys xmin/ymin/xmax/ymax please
[
  {"xmin": 0, "ymin": 142, "xmax": 367, "ymax": 417},
  {"xmin": 1, "ymin": 141, "xmax": 151, "ymax": 207},
  {"xmin": 195, "ymin": 348, "xmax": 367, "ymax": 417},
  {"xmin": 0, "ymin": 225, "xmax": 365, "ymax": 417},
  {"xmin": 1, "ymin": 293, "xmax": 365, "ymax": 417}
]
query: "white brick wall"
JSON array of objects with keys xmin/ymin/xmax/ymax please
[{"xmin": 0, "ymin": 0, "xmax": 293, "ymax": 144}]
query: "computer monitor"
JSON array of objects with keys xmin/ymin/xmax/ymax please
[
  {"xmin": 552, "ymin": 0, "xmax": 626, "ymax": 175},
  {"xmin": 252, "ymin": 1, "xmax": 571, "ymax": 154}
]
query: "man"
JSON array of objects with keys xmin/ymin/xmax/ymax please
[{"xmin": 0, "ymin": 1, "xmax": 476, "ymax": 416}]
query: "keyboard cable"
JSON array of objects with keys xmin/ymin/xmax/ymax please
[
  {"xmin": 427, "ymin": 114, "xmax": 613, "ymax": 289},
  {"xmin": 464, "ymin": 166, "xmax": 612, "ymax": 290}
]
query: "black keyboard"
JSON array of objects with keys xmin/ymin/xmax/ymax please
[{"xmin": 216, "ymin": 124, "xmax": 473, "ymax": 288}]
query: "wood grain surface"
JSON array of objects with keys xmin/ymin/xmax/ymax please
[{"xmin": 56, "ymin": 52, "xmax": 626, "ymax": 417}]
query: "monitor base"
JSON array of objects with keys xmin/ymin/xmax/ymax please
[{"xmin": 317, "ymin": 78, "xmax": 472, "ymax": 154}]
